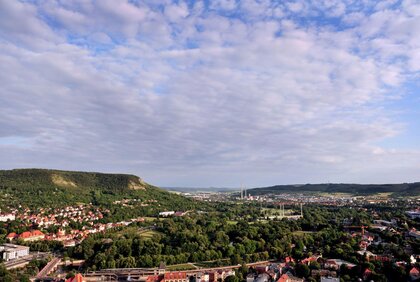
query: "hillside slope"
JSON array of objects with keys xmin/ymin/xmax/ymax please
[
  {"xmin": 247, "ymin": 182, "xmax": 420, "ymax": 196},
  {"xmin": 0, "ymin": 169, "xmax": 193, "ymax": 209}
]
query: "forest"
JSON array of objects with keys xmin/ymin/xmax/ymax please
[
  {"xmin": 0, "ymin": 169, "xmax": 195, "ymax": 210},
  {"xmin": 59, "ymin": 204, "xmax": 419, "ymax": 281}
]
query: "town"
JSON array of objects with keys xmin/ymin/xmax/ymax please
[{"xmin": 1, "ymin": 190, "xmax": 420, "ymax": 282}]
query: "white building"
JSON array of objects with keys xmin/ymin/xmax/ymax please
[
  {"xmin": 409, "ymin": 229, "xmax": 420, "ymax": 239},
  {"xmin": 407, "ymin": 211, "xmax": 420, "ymax": 219},
  {"xmin": 0, "ymin": 244, "xmax": 30, "ymax": 261},
  {"xmin": 321, "ymin": 278, "xmax": 340, "ymax": 282},
  {"xmin": 0, "ymin": 214, "xmax": 15, "ymax": 222},
  {"xmin": 159, "ymin": 211, "xmax": 175, "ymax": 217}
]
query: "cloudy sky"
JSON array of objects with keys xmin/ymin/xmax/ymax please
[{"xmin": 0, "ymin": 0, "xmax": 419, "ymax": 187}]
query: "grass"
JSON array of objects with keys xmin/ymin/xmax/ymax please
[
  {"xmin": 143, "ymin": 217, "xmax": 162, "ymax": 221},
  {"xmin": 194, "ymin": 259, "xmax": 230, "ymax": 268},
  {"xmin": 114, "ymin": 227, "xmax": 162, "ymax": 239},
  {"xmin": 139, "ymin": 230, "xmax": 161, "ymax": 239},
  {"xmin": 166, "ymin": 264, "xmax": 197, "ymax": 271}
]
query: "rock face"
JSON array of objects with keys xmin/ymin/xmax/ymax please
[
  {"xmin": 128, "ymin": 178, "xmax": 146, "ymax": 190},
  {"xmin": 51, "ymin": 174, "xmax": 77, "ymax": 188}
]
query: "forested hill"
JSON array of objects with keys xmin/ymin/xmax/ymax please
[
  {"xmin": 0, "ymin": 169, "xmax": 192, "ymax": 209},
  {"xmin": 247, "ymin": 182, "xmax": 420, "ymax": 196}
]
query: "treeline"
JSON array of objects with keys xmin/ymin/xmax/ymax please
[{"xmin": 248, "ymin": 183, "xmax": 420, "ymax": 195}]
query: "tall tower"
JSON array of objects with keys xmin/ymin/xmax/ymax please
[{"xmin": 300, "ymin": 203, "xmax": 303, "ymax": 217}]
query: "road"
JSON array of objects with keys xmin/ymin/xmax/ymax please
[
  {"xmin": 36, "ymin": 257, "xmax": 62, "ymax": 278},
  {"xmin": 4, "ymin": 252, "xmax": 50, "ymax": 270}
]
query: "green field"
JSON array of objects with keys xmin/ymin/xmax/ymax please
[
  {"xmin": 114, "ymin": 227, "xmax": 162, "ymax": 239},
  {"xmin": 139, "ymin": 230, "xmax": 161, "ymax": 239}
]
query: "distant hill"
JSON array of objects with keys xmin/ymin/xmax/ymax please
[
  {"xmin": 164, "ymin": 187, "xmax": 237, "ymax": 193},
  {"xmin": 247, "ymin": 182, "xmax": 420, "ymax": 196},
  {"xmin": 0, "ymin": 169, "xmax": 194, "ymax": 209}
]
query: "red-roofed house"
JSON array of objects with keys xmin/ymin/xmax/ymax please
[
  {"xmin": 410, "ymin": 267, "xmax": 420, "ymax": 280},
  {"xmin": 174, "ymin": 211, "xmax": 186, "ymax": 217},
  {"xmin": 277, "ymin": 274, "xmax": 303, "ymax": 282},
  {"xmin": 19, "ymin": 230, "xmax": 44, "ymax": 241},
  {"xmin": 163, "ymin": 272, "xmax": 187, "ymax": 282},
  {"xmin": 66, "ymin": 273, "xmax": 84, "ymax": 282},
  {"xmin": 363, "ymin": 268, "xmax": 372, "ymax": 280},
  {"xmin": 6, "ymin": 233, "xmax": 17, "ymax": 242},
  {"xmin": 278, "ymin": 274, "xmax": 289, "ymax": 282},
  {"xmin": 301, "ymin": 256, "xmax": 319, "ymax": 265},
  {"xmin": 285, "ymin": 257, "xmax": 295, "ymax": 263},
  {"xmin": 146, "ymin": 275, "xmax": 163, "ymax": 282}
]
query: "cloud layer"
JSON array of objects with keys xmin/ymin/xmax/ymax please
[{"xmin": 0, "ymin": 0, "xmax": 419, "ymax": 186}]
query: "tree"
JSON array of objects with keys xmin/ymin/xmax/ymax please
[
  {"xmin": 224, "ymin": 275, "xmax": 239, "ymax": 282},
  {"xmin": 18, "ymin": 274, "xmax": 30, "ymax": 282},
  {"xmin": 295, "ymin": 263, "xmax": 310, "ymax": 278},
  {"xmin": 309, "ymin": 261, "xmax": 320, "ymax": 270}
]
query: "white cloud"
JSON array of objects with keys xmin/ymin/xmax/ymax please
[
  {"xmin": 0, "ymin": 0, "xmax": 419, "ymax": 186},
  {"xmin": 164, "ymin": 1, "xmax": 189, "ymax": 22}
]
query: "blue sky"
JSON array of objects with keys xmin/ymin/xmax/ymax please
[{"xmin": 0, "ymin": 0, "xmax": 419, "ymax": 187}]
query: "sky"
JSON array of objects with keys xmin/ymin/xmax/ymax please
[{"xmin": 0, "ymin": 0, "xmax": 419, "ymax": 187}]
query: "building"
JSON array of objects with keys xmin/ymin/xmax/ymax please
[
  {"xmin": 66, "ymin": 273, "xmax": 85, "ymax": 282},
  {"xmin": 19, "ymin": 230, "xmax": 45, "ymax": 241},
  {"xmin": 255, "ymin": 273, "xmax": 271, "ymax": 282},
  {"xmin": 163, "ymin": 272, "xmax": 187, "ymax": 282},
  {"xmin": 6, "ymin": 232, "xmax": 17, "ymax": 242},
  {"xmin": 0, "ymin": 214, "xmax": 15, "ymax": 222},
  {"xmin": 409, "ymin": 267, "xmax": 420, "ymax": 281},
  {"xmin": 409, "ymin": 228, "xmax": 420, "ymax": 239},
  {"xmin": 0, "ymin": 243, "xmax": 30, "ymax": 261},
  {"xmin": 159, "ymin": 211, "xmax": 175, "ymax": 217},
  {"xmin": 311, "ymin": 270, "xmax": 337, "ymax": 279},
  {"xmin": 277, "ymin": 274, "xmax": 303, "ymax": 282},
  {"xmin": 146, "ymin": 275, "xmax": 162, "ymax": 282},
  {"xmin": 324, "ymin": 259, "xmax": 356, "ymax": 270},
  {"xmin": 247, "ymin": 274, "xmax": 256, "ymax": 282},
  {"xmin": 320, "ymin": 278, "xmax": 340, "ymax": 282},
  {"xmin": 194, "ymin": 273, "xmax": 209, "ymax": 282},
  {"xmin": 363, "ymin": 268, "xmax": 372, "ymax": 280},
  {"xmin": 406, "ymin": 211, "xmax": 420, "ymax": 219},
  {"xmin": 357, "ymin": 250, "xmax": 377, "ymax": 260}
]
